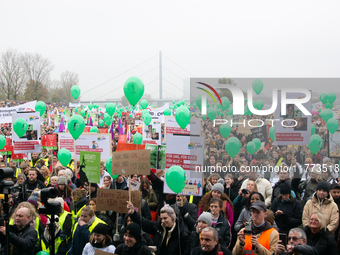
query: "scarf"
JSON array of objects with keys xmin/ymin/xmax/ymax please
[
  {"xmin": 91, "ymin": 237, "xmax": 112, "ymax": 248},
  {"xmin": 78, "ymin": 215, "xmax": 96, "ymax": 227}
]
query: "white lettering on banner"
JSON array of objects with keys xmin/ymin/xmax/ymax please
[{"xmin": 0, "ymin": 101, "xmax": 36, "ymax": 123}]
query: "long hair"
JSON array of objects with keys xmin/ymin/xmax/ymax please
[
  {"xmin": 10, "ymin": 202, "xmax": 39, "ymax": 221},
  {"xmin": 199, "ymin": 191, "xmax": 234, "ymax": 213}
]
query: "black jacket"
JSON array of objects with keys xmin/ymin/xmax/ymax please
[
  {"xmin": 303, "ymin": 225, "xmax": 338, "ymax": 255},
  {"xmin": 185, "ymin": 229, "xmax": 225, "ymax": 255},
  {"xmin": 115, "ymin": 239, "xmax": 151, "ymax": 255},
  {"xmin": 190, "ymin": 243, "xmax": 232, "ymax": 255},
  {"xmin": 271, "ymin": 194, "xmax": 302, "ymax": 234},
  {"xmin": 129, "ymin": 210, "xmax": 190, "ymax": 255},
  {"xmin": 278, "ymin": 244, "xmax": 318, "ymax": 255},
  {"xmin": 0, "ymin": 223, "xmax": 37, "ymax": 255},
  {"xmin": 171, "ymin": 201, "xmax": 198, "ymax": 232},
  {"xmin": 272, "ymin": 179, "xmax": 292, "ymax": 202},
  {"xmin": 22, "ymin": 179, "xmax": 46, "ymax": 200},
  {"xmin": 207, "ymin": 210, "xmax": 231, "ymax": 249}
]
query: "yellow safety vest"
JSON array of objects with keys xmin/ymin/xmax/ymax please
[
  {"xmin": 44, "ymin": 176, "xmax": 50, "ymax": 186},
  {"xmin": 30, "ymin": 159, "xmax": 40, "ymax": 167},
  {"xmin": 41, "ymin": 234, "xmax": 64, "ymax": 254},
  {"xmin": 72, "ymin": 217, "xmax": 107, "ymax": 238},
  {"xmin": 15, "ymin": 168, "xmax": 21, "ymax": 178},
  {"xmin": 71, "ymin": 204, "xmax": 86, "ymax": 225},
  {"xmin": 59, "ymin": 210, "xmax": 71, "ymax": 231},
  {"xmin": 67, "ymin": 162, "xmax": 74, "ymax": 170}
]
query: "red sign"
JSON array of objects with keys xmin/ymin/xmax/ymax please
[
  {"xmin": 41, "ymin": 136, "xmax": 46, "ymax": 147},
  {"xmin": 14, "ymin": 141, "xmax": 39, "ymax": 151},
  {"xmin": 60, "ymin": 139, "xmax": 74, "ymax": 152},
  {"xmin": 0, "ymin": 138, "xmax": 12, "ymax": 152},
  {"xmin": 84, "ymin": 127, "xmax": 91, "ymax": 132},
  {"xmin": 12, "ymin": 153, "xmax": 25, "ymax": 160},
  {"xmin": 118, "ymin": 135, "xmax": 127, "ymax": 143},
  {"xmin": 98, "ymin": 128, "xmax": 108, "ymax": 133},
  {"xmin": 46, "ymin": 134, "xmax": 57, "ymax": 147},
  {"xmin": 116, "ymin": 143, "xmax": 145, "ymax": 151}
]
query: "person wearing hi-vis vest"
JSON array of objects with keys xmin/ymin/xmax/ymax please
[
  {"xmin": 70, "ymin": 188, "xmax": 88, "ymax": 224},
  {"xmin": 232, "ymin": 201, "xmax": 279, "ymax": 255},
  {"xmin": 68, "ymin": 206, "xmax": 107, "ymax": 255},
  {"xmin": 30, "ymin": 152, "xmax": 41, "ymax": 167}
]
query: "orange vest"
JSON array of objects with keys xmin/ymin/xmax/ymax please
[{"xmin": 244, "ymin": 228, "xmax": 275, "ymax": 254}]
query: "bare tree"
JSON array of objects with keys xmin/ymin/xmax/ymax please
[
  {"xmin": 0, "ymin": 49, "xmax": 26, "ymax": 100},
  {"xmin": 60, "ymin": 71, "xmax": 79, "ymax": 102},
  {"xmin": 21, "ymin": 52, "xmax": 54, "ymax": 100}
]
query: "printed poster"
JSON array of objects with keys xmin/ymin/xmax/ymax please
[
  {"xmin": 145, "ymin": 144, "xmax": 166, "ymax": 170},
  {"xmin": 0, "ymin": 101, "xmax": 36, "ymax": 123},
  {"xmin": 80, "ymin": 151, "xmax": 101, "ymax": 184}
]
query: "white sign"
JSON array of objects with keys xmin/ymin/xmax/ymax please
[
  {"xmin": 147, "ymin": 103, "xmax": 169, "ymax": 124},
  {"xmin": 143, "ymin": 120, "xmax": 161, "ymax": 145},
  {"xmin": 127, "ymin": 178, "xmax": 141, "ymax": 191},
  {"xmin": 165, "ymin": 117, "xmax": 201, "ymax": 136},
  {"xmin": 69, "ymin": 102, "xmax": 81, "ymax": 107},
  {"xmin": 0, "ymin": 101, "xmax": 36, "ymax": 124},
  {"xmin": 58, "ymin": 133, "xmax": 112, "ymax": 161},
  {"xmin": 12, "ymin": 111, "xmax": 41, "ymax": 153}
]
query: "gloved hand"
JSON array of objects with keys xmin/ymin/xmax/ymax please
[
  {"xmin": 179, "ymin": 206, "xmax": 187, "ymax": 217},
  {"xmin": 294, "ymin": 244, "xmax": 317, "ymax": 255}
]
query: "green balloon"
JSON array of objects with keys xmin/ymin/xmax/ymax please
[
  {"xmin": 220, "ymin": 97, "xmax": 231, "ymax": 111},
  {"xmin": 327, "ymin": 118, "xmax": 339, "ymax": 134},
  {"xmin": 321, "ymin": 109, "xmax": 333, "ymax": 123},
  {"xmin": 165, "ymin": 165, "xmax": 186, "ymax": 193},
  {"xmin": 220, "ymin": 123, "xmax": 231, "ymax": 138},
  {"xmin": 246, "ymin": 141, "xmax": 256, "ymax": 155},
  {"xmin": 106, "ymin": 103, "xmax": 116, "ymax": 116},
  {"xmin": 104, "ymin": 113, "xmax": 112, "ymax": 126},
  {"xmin": 140, "ymin": 99, "xmax": 149, "ymax": 110},
  {"xmin": 227, "ymin": 107, "xmax": 233, "ymax": 116},
  {"xmin": 57, "ymin": 148, "xmax": 71, "ymax": 167},
  {"xmin": 70, "ymin": 85, "xmax": 81, "ymax": 100},
  {"xmin": 67, "ymin": 115, "xmax": 85, "ymax": 140},
  {"xmin": 88, "ymin": 104, "xmax": 93, "ymax": 110},
  {"xmin": 13, "ymin": 118, "xmax": 28, "ymax": 138},
  {"xmin": 123, "ymin": 76, "xmax": 144, "ymax": 106},
  {"xmin": 106, "ymin": 157, "xmax": 118, "ymax": 179},
  {"xmin": 308, "ymin": 134, "xmax": 323, "ymax": 154},
  {"xmin": 252, "ymin": 138, "xmax": 261, "ymax": 151},
  {"xmin": 318, "ymin": 108, "xmax": 322, "ymax": 113},
  {"xmin": 75, "ymin": 107, "xmax": 79, "ymax": 113},
  {"xmin": 328, "ymin": 92, "xmax": 337, "ymax": 104},
  {"xmin": 99, "ymin": 119, "xmax": 104, "ymax": 127},
  {"xmin": 225, "ymin": 137, "xmax": 241, "ymax": 158},
  {"xmin": 143, "ymin": 113, "xmax": 152, "ymax": 126},
  {"xmin": 269, "ymin": 126, "xmax": 275, "ymax": 141},
  {"xmin": 207, "ymin": 108, "xmax": 217, "ymax": 121},
  {"xmin": 133, "ymin": 133, "xmax": 143, "ymax": 145},
  {"xmin": 325, "ymin": 103, "xmax": 333, "ymax": 109},
  {"xmin": 90, "ymin": 126, "xmax": 99, "ymax": 133},
  {"xmin": 164, "ymin": 108, "xmax": 171, "ymax": 116},
  {"xmin": 0, "ymin": 135, "xmax": 6, "ymax": 150},
  {"xmin": 311, "ymin": 124, "xmax": 316, "ymax": 136},
  {"xmin": 36, "ymin": 251, "xmax": 50, "ymax": 255},
  {"xmin": 175, "ymin": 106, "xmax": 191, "ymax": 130},
  {"xmin": 319, "ymin": 93, "xmax": 329, "ymax": 104},
  {"xmin": 256, "ymin": 100, "xmax": 264, "ymax": 110},
  {"xmin": 252, "ymin": 79, "xmax": 263, "ymax": 95},
  {"xmin": 202, "ymin": 114, "xmax": 206, "ymax": 120},
  {"xmin": 35, "ymin": 101, "xmax": 46, "ymax": 117}
]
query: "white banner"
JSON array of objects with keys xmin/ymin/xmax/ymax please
[
  {"xmin": 147, "ymin": 103, "xmax": 169, "ymax": 124},
  {"xmin": 58, "ymin": 133, "xmax": 112, "ymax": 161},
  {"xmin": 0, "ymin": 101, "xmax": 36, "ymax": 124},
  {"xmin": 69, "ymin": 102, "xmax": 81, "ymax": 107},
  {"xmin": 165, "ymin": 117, "xmax": 201, "ymax": 136},
  {"xmin": 12, "ymin": 111, "xmax": 41, "ymax": 153}
]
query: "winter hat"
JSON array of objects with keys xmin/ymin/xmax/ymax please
[
  {"xmin": 58, "ymin": 176, "xmax": 67, "ymax": 185},
  {"xmin": 316, "ymin": 181, "xmax": 330, "ymax": 193},
  {"xmin": 123, "ymin": 223, "xmax": 140, "ymax": 241},
  {"xmin": 280, "ymin": 184, "xmax": 291, "ymax": 195},
  {"xmin": 323, "ymin": 157, "xmax": 331, "ymax": 164},
  {"xmin": 211, "ymin": 183, "xmax": 224, "ymax": 195},
  {"xmin": 27, "ymin": 192, "xmax": 39, "ymax": 207},
  {"xmin": 217, "ymin": 178, "xmax": 225, "ymax": 186},
  {"xmin": 330, "ymin": 183, "xmax": 340, "ymax": 190},
  {"xmin": 17, "ymin": 173, "xmax": 26, "ymax": 180},
  {"xmin": 310, "ymin": 164, "xmax": 322, "ymax": 176},
  {"xmin": 93, "ymin": 223, "xmax": 109, "ymax": 236},
  {"xmin": 19, "ymin": 163, "xmax": 27, "ymax": 169},
  {"xmin": 197, "ymin": 212, "xmax": 213, "ymax": 227}
]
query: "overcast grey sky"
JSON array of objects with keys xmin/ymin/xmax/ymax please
[{"xmin": 1, "ymin": 1, "xmax": 340, "ymax": 101}]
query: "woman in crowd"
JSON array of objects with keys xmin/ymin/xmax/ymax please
[
  {"xmin": 223, "ymin": 174, "xmax": 237, "ymax": 201},
  {"xmin": 69, "ymin": 206, "xmax": 107, "ymax": 255},
  {"xmin": 140, "ymin": 178, "xmax": 158, "ymax": 211},
  {"xmin": 271, "ymin": 184, "xmax": 302, "ymax": 235},
  {"xmin": 234, "ymin": 192, "xmax": 265, "ymax": 233},
  {"xmin": 198, "ymin": 182, "xmax": 234, "ymax": 227},
  {"xmin": 272, "ymin": 149, "xmax": 283, "ymax": 166},
  {"xmin": 272, "ymin": 163, "xmax": 293, "ymax": 202},
  {"xmin": 203, "ymin": 173, "xmax": 221, "ymax": 194},
  {"xmin": 303, "ymin": 212, "xmax": 337, "ymax": 255},
  {"xmin": 298, "ymin": 164, "xmax": 323, "ymax": 204},
  {"xmin": 40, "ymin": 165, "xmax": 51, "ymax": 186},
  {"xmin": 70, "ymin": 188, "xmax": 88, "ymax": 222},
  {"xmin": 207, "ymin": 197, "xmax": 231, "ymax": 248},
  {"xmin": 57, "ymin": 176, "xmax": 72, "ymax": 206},
  {"xmin": 233, "ymin": 180, "xmax": 258, "ymax": 217},
  {"xmin": 126, "ymin": 202, "xmax": 189, "ymax": 255},
  {"xmin": 82, "ymin": 223, "xmax": 116, "ymax": 254},
  {"xmin": 89, "ymin": 198, "xmax": 114, "ymax": 235},
  {"xmin": 101, "ymin": 175, "xmax": 113, "ymax": 189},
  {"xmin": 49, "ymin": 176, "xmax": 58, "ymax": 187}
]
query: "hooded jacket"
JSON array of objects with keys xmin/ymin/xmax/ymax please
[
  {"xmin": 129, "ymin": 210, "xmax": 189, "ymax": 255},
  {"xmin": 302, "ymin": 192, "xmax": 339, "ymax": 234},
  {"xmin": 303, "ymin": 225, "xmax": 338, "ymax": 255},
  {"xmin": 271, "ymin": 194, "xmax": 302, "ymax": 234},
  {"xmin": 209, "ymin": 210, "xmax": 231, "ymax": 248}
]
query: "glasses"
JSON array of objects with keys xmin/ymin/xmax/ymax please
[{"xmin": 288, "ymin": 237, "xmax": 304, "ymax": 241}]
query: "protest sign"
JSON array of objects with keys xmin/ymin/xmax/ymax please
[
  {"xmin": 165, "ymin": 117, "xmax": 201, "ymax": 137},
  {"xmin": 127, "ymin": 178, "xmax": 141, "ymax": 191},
  {"xmin": 118, "ymin": 135, "xmax": 127, "ymax": 143},
  {"xmin": 112, "ymin": 149, "xmax": 150, "ymax": 175},
  {"xmin": 96, "ymin": 189, "xmax": 141, "ymax": 213},
  {"xmin": 116, "ymin": 143, "xmax": 145, "ymax": 151},
  {"xmin": 80, "ymin": 151, "xmax": 101, "ymax": 184},
  {"xmin": 54, "ymin": 114, "xmax": 61, "ymax": 126},
  {"xmin": 0, "ymin": 138, "xmax": 12, "ymax": 155},
  {"xmin": 98, "ymin": 128, "xmax": 108, "ymax": 133},
  {"xmin": 0, "ymin": 101, "xmax": 36, "ymax": 124},
  {"xmin": 64, "ymin": 109, "xmax": 73, "ymax": 120},
  {"xmin": 143, "ymin": 119, "xmax": 161, "ymax": 145},
  {"xmin": 251, "ymin": 125, "xmax": 268, "ymax": 142},
  {"xmin": 69, "ymin": 102, "xmax": 81, "ymax": 107},
  {"xmin": 145, "ymin": 144, "xmax": 166, "ymax": 170},
  {"xmin": 12, "ymin": 112, "xmax": 41, "ymax": 153},
  {"xmin": 59, "ymin": 133, "xmax": 111, "ymax": 161}
]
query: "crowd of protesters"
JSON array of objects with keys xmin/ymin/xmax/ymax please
[{"xmin": 0, "ymin": 100, "xmax": 339, "ymax": 255}]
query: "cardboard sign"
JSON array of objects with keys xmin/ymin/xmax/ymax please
[
  {"xmin": 96, "ymin": 189, "xmax": 141, "ymax": 213},
  {"xmin": 95, "ymin": 250, "xmax": 116, "ymax": 255},
  {"xmin": 112, "ymin": 150, "xmax": 150, "ymax": 175},
  {"xmin": 116, "ymin": 143, "xmax": 145, "ymax": 151},
  {"xmin": 251, "ymin": 125, "xmax": 268, "ymax": 142}
]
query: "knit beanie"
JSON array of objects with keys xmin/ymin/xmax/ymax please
[
  {"xmin": 197, "ymin": 212, "xmax": 213, "ymax": 227},
  {"xmin": 92, "ymin": 223, "xmax": 108, "ymax": 235},
  {"xmin": 123, "ymin": 223, "xmax": 140, "ymax": 241},
  {"xmin": 310, "ymin": 164, "xmax": 322, "ymax": 176},
  {"xmin": 323, "ymin": 157, "xmax": 331, "ymax": 164},
  {"xmin": 211, "ymin": 183, "xmax": 224, "ymax": 195},
  {"xmin": 217, "ymin": 178, "xmax": 225, "ymax": 186},
  {"xmin": 58, "ymin": 176, "xmax": 67, "ymax": 185},
  {"xmin": 280, "ymin": 184, "xmax": 291, "ymax": 195},
  {"xmin": 27, "ymin": 192, "xmax": 39, "ymax": 207},
  {"xmin": 316, "ymin": 181, "xmax": 330, "ymax": 193},
  {"xmin": 17, "ymin": 173, "xmax": 26, "ymax": 180}
]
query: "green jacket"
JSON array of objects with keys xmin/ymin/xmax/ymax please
[{"xmin": 143, "ymin": 189, "xmax": 158, "ymax": 211}]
